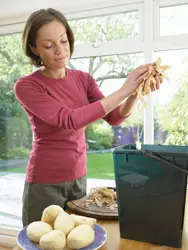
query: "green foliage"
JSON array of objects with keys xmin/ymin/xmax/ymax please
[
  {"xmin": 69, "ymin": 12, "xmax": 138, "ymax": 44},
  {"xmin": 120, "ymin": 102, "xmax": 144, "ymax": 142},
  {"xmin": 6, "ymin": 147, "xmax": 30, "ymax": 159},
  {"xmin": 0, "ymin": 34, "xmax": 32, "ymax": 101},
  {"xmin": 0, "ymin": 103, "xmax": 11, "ymax": 158},
  {"xmin": 6, "ymin": 116, "xmax": 30, "ymax": 148},
  {"xmin": 0, "ymin": 34, "xmax": 32, "ymax": 159},
  {"xmin": 160, "ymin": 73, "xmax": 188, "ymax": 145},
  {"xmin": 0, "ymin": 102, "xmax": 31, "ymax": 159},
  {"xmin": 85, "ymin": 120, "xmax": 114, "ymax": 150},
  {"xmin": 69, "ymin": 12, "xmax": 141, "ymax": 88}
]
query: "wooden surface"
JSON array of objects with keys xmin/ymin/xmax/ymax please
[
  {"xmin": 67, "ymin": 196, "xmax": 118, "ymax": 219},
  {"xmin": 97, "ymin": 220, "xmax": 179, "ymax": 250},
  {"xmin": 1, "ymin": 221, "xmax": 188, "ymax": 250},
  {"xmin": 0, "ymin": 247, "xmax": 15, "ymax": 250},
  {"xmin": 2, "ymin": 193, "xmax": 188, "ymax": 250},
  {"xmin": 4, "ymin": 219, "xmax": 187, "ymax": 250}
]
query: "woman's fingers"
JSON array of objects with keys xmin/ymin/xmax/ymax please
[
  {"xmin": 128, "ymin": 63, "xmax": 153, "ymax": 81},
  {"xmin": 155, "ymin": 76, "xmax": 161, "ymax": 89},
  {"xmin": 125, "ymin": 63, "xmax": 162, "ymax": 95},
  {"xmin": 137, "ymin": 71, "xmax": 149, "ymax": 83},
  {"xmin": 135, "ymin": 64, "xmax": 153, "ymax": 79},
  {"xmin": 159, "ymin": 75, "xmax": 163, "ymax": 83},
  {"xmin": 137, "ymin": 63, "xmax": 153, "ymax": 70}
]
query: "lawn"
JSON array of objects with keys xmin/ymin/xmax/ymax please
[
  {"xmin": 0, "ymin": 153, "xmax": 115, "ymax": 179},
  {"xmin": 87, "ymin": 153, "xmax": 115, "ymax": 179},
  {"xmin": 7, "ymin": 167, "xmax": 26, "ymax": 173}
]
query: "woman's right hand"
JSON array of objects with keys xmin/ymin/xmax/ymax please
[{"xmin": 120, "ymin": 64, "xmax": 152, "ymax": 97}]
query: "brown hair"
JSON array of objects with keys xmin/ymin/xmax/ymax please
[{"xmin": 22, "ymin": 8, "xmax": 74, "ymax": 67}]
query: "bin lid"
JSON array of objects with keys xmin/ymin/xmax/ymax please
[
  {"xmin": 113, "ymin": 144, "xmax": 188, "ymax": 174},
  {"xmin": 113, "ymin": 144, "xmax": 188, "ymax": 153}
]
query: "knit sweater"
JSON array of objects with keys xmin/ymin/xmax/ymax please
[{"xmin": 14, "ymin": 68, "xmax": 124, "ymax": 183}]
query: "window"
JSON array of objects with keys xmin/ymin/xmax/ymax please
[
  {"xmin": 70, "ymin": 53, "xmax": 144, "ymax": 179},
  {"xmin": 160, "ymin": 4, "xmax": 188, "ymax": 36},
  {"xmin": 0, "ymin": 33, "xmax": 32, "ymax": 229},
  {"xmin": 69, "ymin": 11, "xmax": 139, "ymax": 46},
  {"xmin": 153, "ymin": 50, "xmax": 188, "ymax": 145}
]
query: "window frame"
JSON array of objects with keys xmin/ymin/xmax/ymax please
[
  {"xmin": 68, "ymin": 3, "xmax": 144, "ymax": 58},
  {"xmin": 153, "ymin": 0, "xmax": 188, "ymax": 50},
  {"xmin": 0, "ymin": 228, "xmax": 18, "ymax": 248}
]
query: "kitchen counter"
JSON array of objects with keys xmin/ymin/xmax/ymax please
[
  {"xmin": 6, "ymin": 218, "xmax": 188, "ymax": 250},
  {"xmin": 3, "ymin": 193, "xmax": 188, "ymax": 250}
]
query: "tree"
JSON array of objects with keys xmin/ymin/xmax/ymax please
[
  {"xmin": 0, "ymin": 34, "xmax": 32, "ymax": 102},
  {"xmin": 85, "ymin": 120, "xmax": 114, "ymax": 150},
  {"xmin": 122, "ymin": 102, "xmax": 144, "ymax": 141},
  {"xmin": 0, "ymin": 34, "xmax": 33, "ymax": 159},
  {"xmin": 159, "ymin": 71, "xmax": 188, "ymax": 145},
  {"xmin": 69, "ymin": 11, "xmax": 139, "ymax": 87}
]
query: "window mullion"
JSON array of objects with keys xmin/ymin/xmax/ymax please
[{"xmin": 143, "ymin": 0, "xmax": 154, "ymax": 144}]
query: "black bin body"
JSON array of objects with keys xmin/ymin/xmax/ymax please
[{"xmin": 113, "ymin": 144, "xmax": 188, "ymax": 248}]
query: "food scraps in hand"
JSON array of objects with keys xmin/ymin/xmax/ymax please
[{"xmin": 133, "ymin": 57, "xmax": 170, "ymax": 108}]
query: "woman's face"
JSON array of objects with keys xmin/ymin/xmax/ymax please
[{"xmin": 32, "ymin": 20, "xmax": 70, "ymax": 70}]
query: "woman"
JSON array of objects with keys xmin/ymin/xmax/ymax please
[{"xmin": 14, "ymin": 8, "xmax": 161, "ymax": 226}]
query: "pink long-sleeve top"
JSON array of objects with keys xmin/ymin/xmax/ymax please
[{"xmin": 14, "ymin": 68, "xmax": 125, "ymax": 183}]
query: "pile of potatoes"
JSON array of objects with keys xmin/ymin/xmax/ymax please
[{"xmin": 26, "ymin": 205, "xmax": 97, "ymax": 250}]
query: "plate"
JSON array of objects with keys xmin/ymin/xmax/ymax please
[
  {"xmin": 67, "ymin": 188, "xmax": 118, "ymax": 220},
  {"xmin": 17, "ymin": 223, "xmax": 107, "ymax": 250}
]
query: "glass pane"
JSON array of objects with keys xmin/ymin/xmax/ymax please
[
  {"xmin": 0, "ymin": 33, "xmax": 32, "ymax": 228},
  {"xmin": 153, "ymin": 50, "xmax": 188, "ymax": 145},
  {"xmin": 160, "ymin": 4, "xmax": 188, "ymax": 36},
  {"xmin": 69, "ymin": 11, "xmax": 139, "ymax": 46},
  {"xmin": 69, "ymin": 53, "xmax": 144, "ymax": 179}
]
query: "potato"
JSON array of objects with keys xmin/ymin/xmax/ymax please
[
  {"xmin": 39, "ymin": 229, "xmax": 66, "ymax": 250},
  {"xmin": 41, "ymin": 205, "xmax": 63, "ymax": 226},
  {"xmin": 27, "ymin": 221, "xmax": 52, "ymax": 243},
  {"xmin": 67, "ymin": 224, "xmax": 95, "ymax": 249},
  {"xmin": 54, "ymin": 211, "xmax": 74, "ymax": 235},
  {"xmin": 70, "ymin": 214, "xmax": 96, "ymax": 228}
]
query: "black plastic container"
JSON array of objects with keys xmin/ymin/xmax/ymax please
[{"xmin": 113, "ymin": 144, "xmax": 188, "ymax": 248}]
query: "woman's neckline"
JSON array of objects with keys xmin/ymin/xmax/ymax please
[{"xmin": 37, "ymin": 68, "xmax": 68, "ymax": 80}]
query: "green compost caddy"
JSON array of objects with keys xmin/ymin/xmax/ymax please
[{"xmin": 113, "ymin": 144, "xmax": 188, "ymax": 248}]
